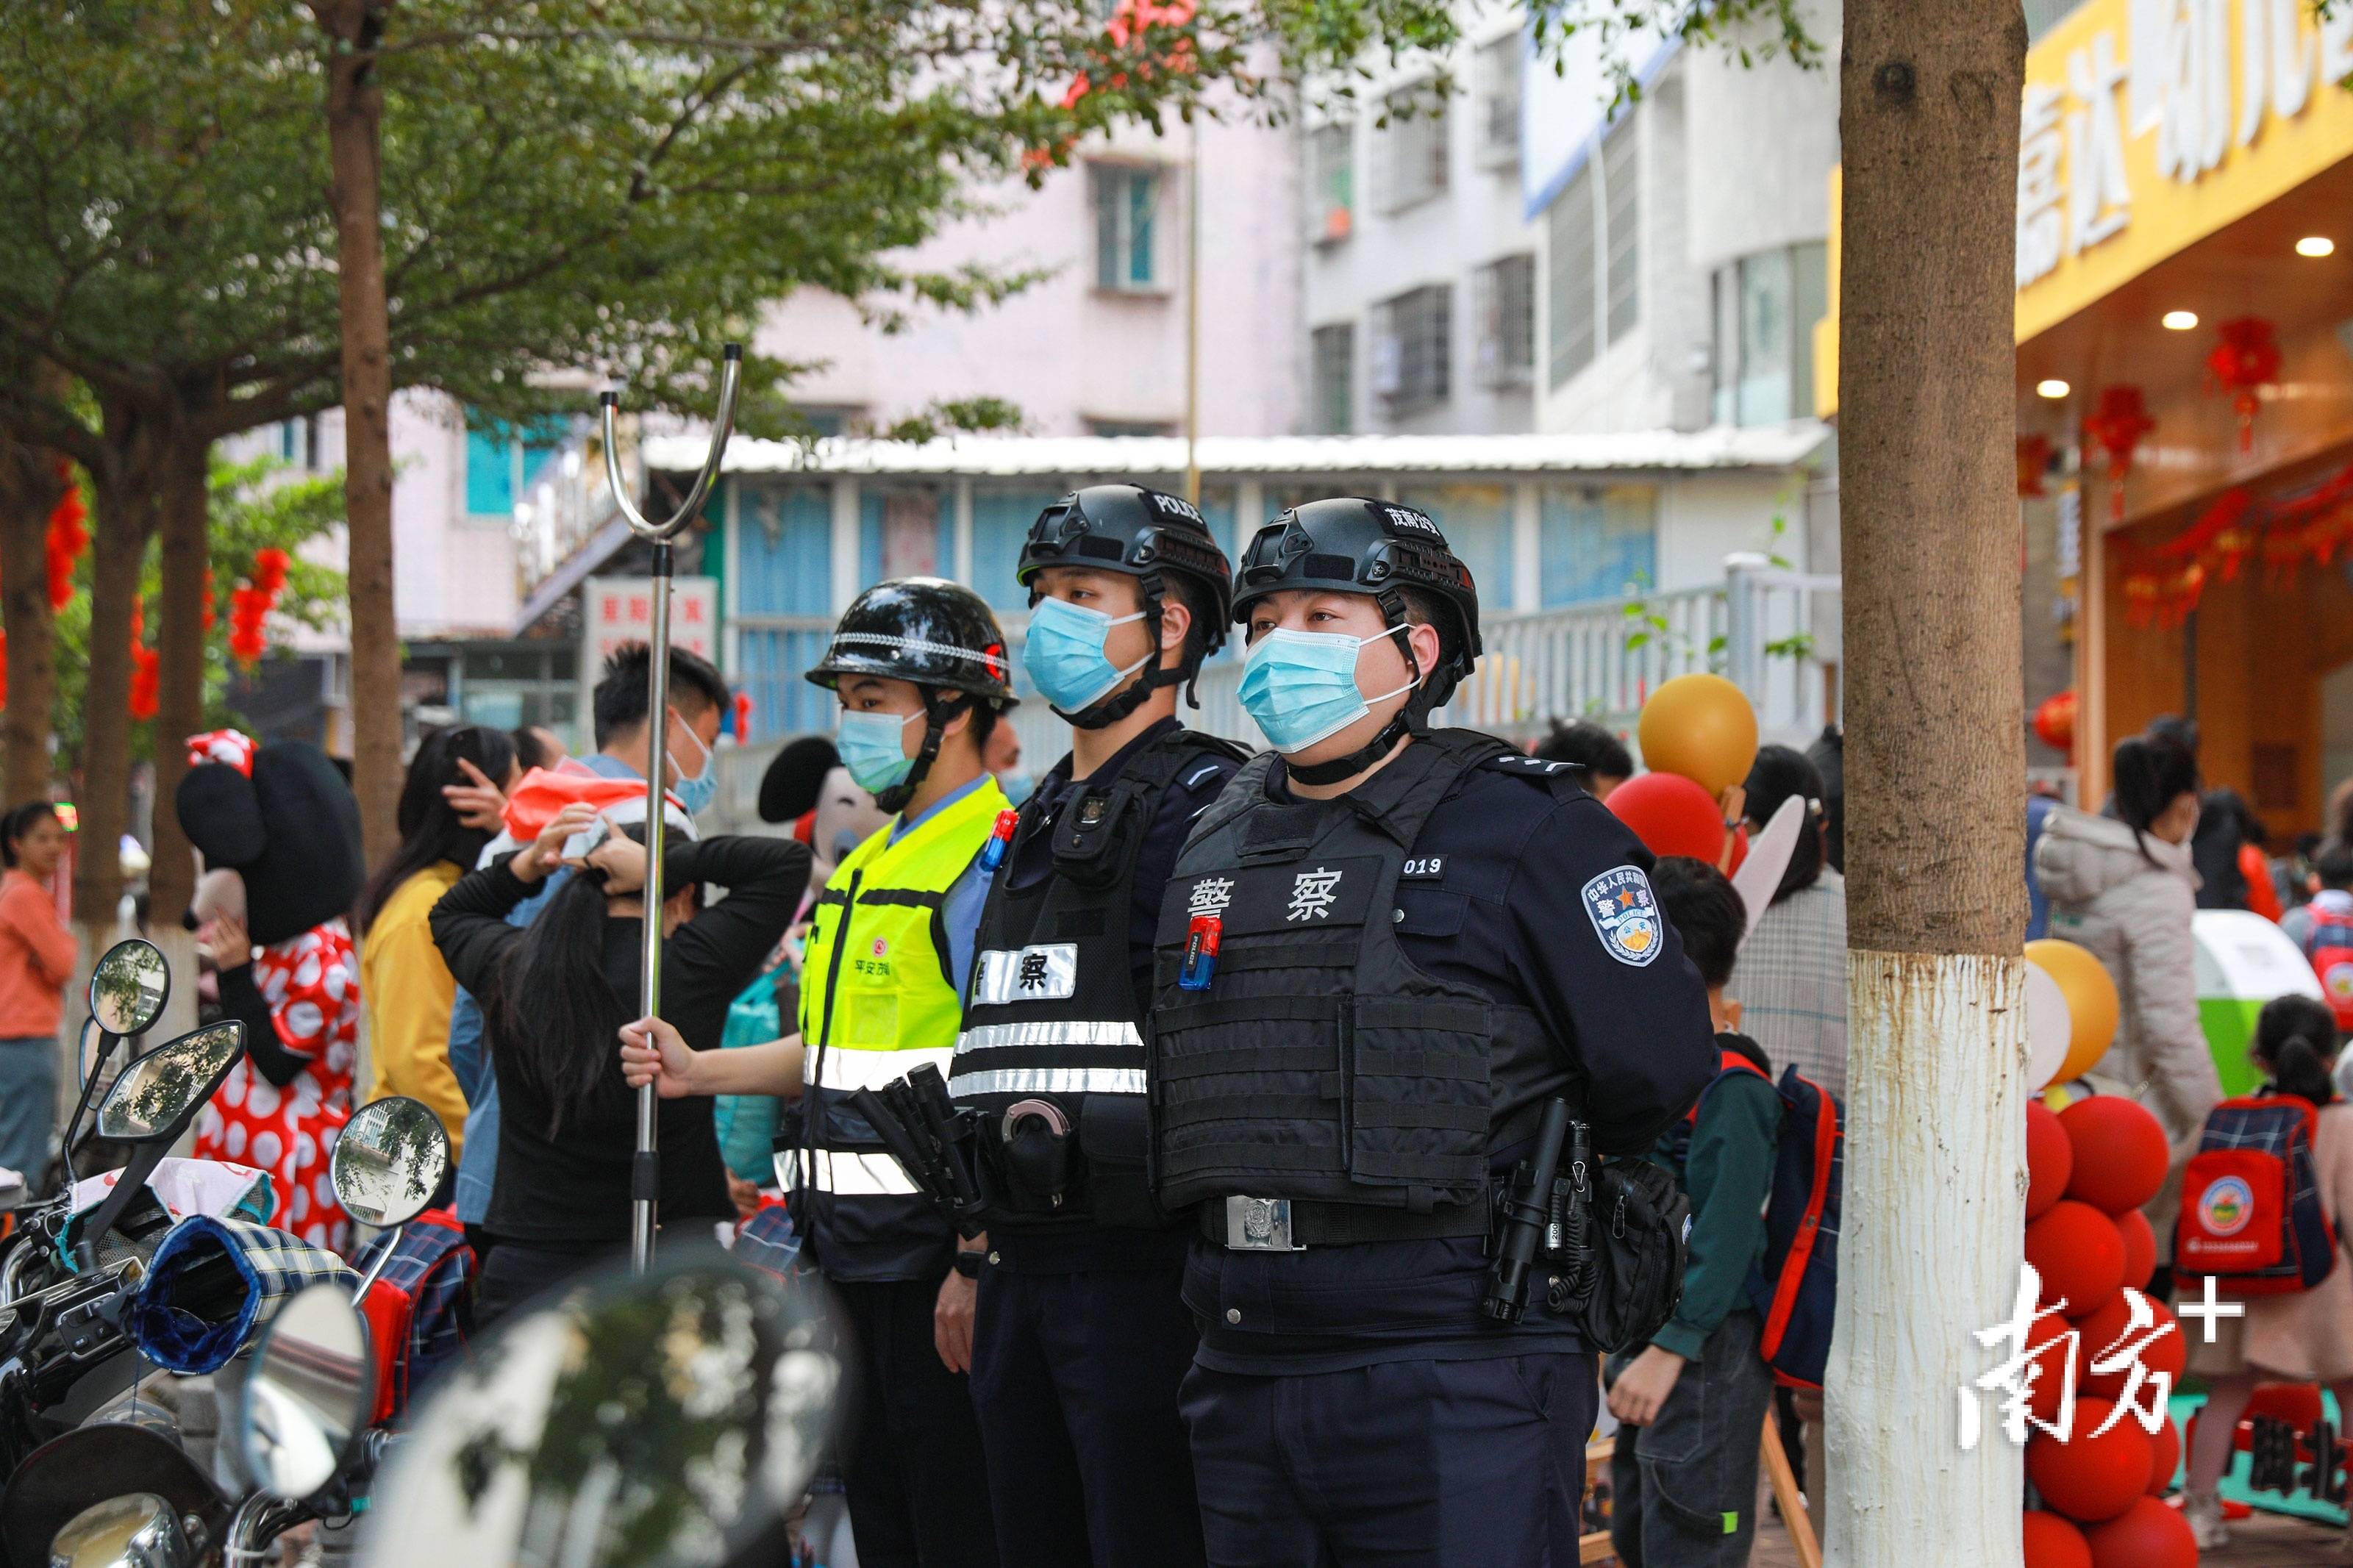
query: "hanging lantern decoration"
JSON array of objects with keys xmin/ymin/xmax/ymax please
[
  {"xmin": 201, "ymin": 568, "xmax": 216, "ymax": 633},
  {"xmin": 128, "ymin": 598, "xmax": 160, "ymax": 721},
  {"xmin": 226, "ymin": 548, "xmax": 291, "ymax": 668},
  {"xmin": 732, "ymin": 690, "xmax": 754, "ymax": 742},
  {"xmin": 2085, "ymin": 386, "xmax": 2155, "ymax": 523},
  {"xmin": 2017, "ymin": 434, "xmax": 2054, "ymax": 498},
  {"xmin": 2032, "ymin": 690, "xmax": 2078, "ymax": 756},
  {"xmin": 44, "ymin": 460, "xmax": 87, "ymax": 612},
  {"xmin": 2206, "ymin": 316, "xmax": 2282, "ymax": 454}
]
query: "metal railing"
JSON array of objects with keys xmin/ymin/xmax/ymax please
[{"xmin": 705, "ymin": 555, "xmax": 1841, "ymax": 832}]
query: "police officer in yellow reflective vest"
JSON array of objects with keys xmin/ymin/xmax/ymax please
[{"xmin": 790, "ymin": 578, "xmax": 1016, "ymax": 1568}]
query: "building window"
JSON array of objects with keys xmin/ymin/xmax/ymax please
[
  {"xmin": 1093, "ymin": 165, "xmax": 1161, "ymax": 291},
  {"xmin": 791, "ymin": 406, "xmax": 859, "ymax": 437},
  {"xmin": 1712, "ymin": 241, "xmax": 1827, "ymax": 426},
  {"xmin": 1545, "ymin": 112, "xmax": 1640, "ymax": 390},
  {"xmin": 1475, "ymin": 254, "xmax": 1535, "ymax": 390},
  {"xmin": 463, "ymin": 414, "xmax": 565, "ymax": 517},
  {"xmin": 1087, "ymin": 419, "xmax": 1174, "ymax": 437},
  {"xmin": 1372, "ymin": 284, "xmax": 1451, "ymax": 413},
  {"xmin": 1546, "ymin": 165, "xmax": 1596, "ymax": 388},
  {"xmin": 276, "ymin": 416, "xmax": 321, "ymax": 470},
  {"xmin": 1377, "ymin": 93, "xmax": 1449, "ymax": 214},
  {"xmin": 1310, "ymin": 323, "xmax": 1354, "ymax": 434},
  {"xmin": 1477, "ymin": 37, "xmax": 1521, "ymax": 168},
  {"xmin": 1311, "ymin": 123, "xmax": 1354, "ymax": 243},
  {"xmin": 1396, "ymin": 484, "xmax": 1511, "ymax": 607},
  {"xmin": 1540, "ymin": 484, "xmax": 1657, "ymax": 606}
]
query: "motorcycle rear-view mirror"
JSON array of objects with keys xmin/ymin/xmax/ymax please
[
  {"xmin": 47, "ymin": 1491, "xmax": 195, "ymax": 1568},
  {"xmin": 359, "ymin": 1247, "xmax": 841, "ymax": 1568},
  {"xmin": 88, "ymin": 939, "xmax": 169, "ymax": 1039},
  {"xmin": 95, "ymin": 1023, "xmax": 243, "ymax": 1145},
  {"xmin": 332, "ymin": 1096, "xmax": 449, "ymax": 1230},
  {"xmin": 240, "ymin": 1282, "xmax": 373, "ymax": 1503}
]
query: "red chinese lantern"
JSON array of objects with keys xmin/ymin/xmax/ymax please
[
  {"xmin": 44, "ymin": 461, "xmax": 87, "ymax": 612},
  {"xmin": 2207, "ymin": 316, "xmax": 2282, "ymax": 454},
  {"xmin": 2018, "ymin": 434, "xmax": 2054, "ymax": 498},
  {"xmin": 2085, "ymin": 387, "xmax": 2154, "ymax": 523},
  {"xmin": 128, "ymin": 598, "xmax": 159, "ymax": 722},
  {"xmin": 2032, "ymin": 690, "xmax": 2077, "ymax": 758}
]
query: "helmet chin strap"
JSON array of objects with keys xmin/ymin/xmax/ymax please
[
  {"xmin": 1284, "ymin": 593, "xmax": 1432, "ymax": 788},
  {"xmin": 874, "ymin": 692, "xmax": 970, "ymax": 815}
]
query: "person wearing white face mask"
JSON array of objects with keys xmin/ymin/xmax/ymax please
[{"xmin": 1153, "ymin": 497, "xmax": 1718, "ymax": 1568}]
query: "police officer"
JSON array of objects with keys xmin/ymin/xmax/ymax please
[
  {"xmin": 773, "ymin": 579, "xmax": 1018, "ymax": 1568},
  {"xmin": 948, "ymin": 484, "xmax": 1246, "ymax": 1568},
  {"xmin": 1151, "ymin": 498, "xmax": 1718, "ymax": 1566}
]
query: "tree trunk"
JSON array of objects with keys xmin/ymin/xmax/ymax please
[
  {"xmin": 1827, "ymin": 3, "xmax": 2029, "ymax": 1566},
  {"xmin": 76, "ymin": 447, "xmax": 157, "ymax": 953},
  {"xmin": 316, "ymin": 0, "xmax": 402, "ymax": 864},
  {"xmin": 149, "ymin": 434, "xmax": 210, "ymax": 926},
  {"xmin": 0, "ymin": 431, "xmax": 64, "ymax": 806}
]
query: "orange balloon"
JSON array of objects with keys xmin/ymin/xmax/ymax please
[
  {"xmin": 1636, "ymin": 673, "xmax": 1758, "ymax": 798},
  {"xmin": 2025, "ymin": 939, "xmax": 2121, "ymax": 1084}
]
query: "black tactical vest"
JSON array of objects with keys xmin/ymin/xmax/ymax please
[
  {"xmin": 1149, "ymin": 730, "xmax": 1561, "ymax": 1228},
  {"xmin": 950, "ymin": 728, "xmax": 1247, "ymax": 1230}
]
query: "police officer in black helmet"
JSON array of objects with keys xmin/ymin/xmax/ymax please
[
  {"xmin": 947, "ymin": 484, "xmax": 1246, "ymax": 1568},
  {"xmin": 1152, "ymin": 498, "xmax": 1717, "ymax": 1565}
]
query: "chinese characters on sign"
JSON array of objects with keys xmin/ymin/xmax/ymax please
[
  {"xmin": 582, "ymin": 576, "xmax": 719, "ymax": 677},
  {"xmin": 1960, "ymin": 1264, "xmax": 2182, "ymax": 1450}
]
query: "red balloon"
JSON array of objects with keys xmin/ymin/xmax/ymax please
[
  {"xmin": 2082, "ymin": 1495, "xmax": 2196, "ymax": 1568},
  {"xmin": 2115, "ymin": 1211, "xmax": 2156, "ymax": 1292},
  {"xmin": 2022, "ymin": 1511, "xmax": 2093, "ymax": 1568},
  {"xmin": 2028, "ymin": 1101, "xmax": 2074, "ymax": 1221},
  {"xmin": 2074, "ymin": 1293, "xmax": 2185, "ymax": 1400},
  {"xmin": 2058, "ymin": 1097, "xmax": 2169, "ymax": 1217},
  {"xmin": 2027, "ymin": 1398, "xmax": 2154, "ymax": 1523},
  {"xmin": 2027, "ymin": 1200, "xmax": 2127, "ymax": 1320},
  {"xmin": 2145, "ymin": 1414, "xmax": 2179, "ymax": 1496},
  {"xmin": 1606, "ymin": 771, "xmax": 1727, "ymax": 863}
]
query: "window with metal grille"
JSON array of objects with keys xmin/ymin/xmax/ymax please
[
  {"xmin": 1477, "ymin": 38, "xmax": 1521, "ymax": 168},
  {"xmin": 1475, "ymin": 254, "xmax": 1535, "ymax": 389},
  {"xmin": 1546, "ymin": 164, "xmax": 1596, "ymax": 388},
  {"xmin": 1603, "ymin": 118, "xmax": 1640, "ymax": 344},
  {"xmin": 1310, "ymin": 123, "xmax": 1354, "ymax": 243},
  {"xmin": 1377, "ymin": 94, "xmax": 1449, "ymax": 213},
  {"xmin": 1373, "ymin": 284, "xmax": 1450, "ymax": 412},
  {"xmin": 1310, "ymin": 323, "xmax": 1354, "ymax": 434},
  {"xmin": 1093, "ymin": 165, "xmax": 1161, "ymax": 291}
]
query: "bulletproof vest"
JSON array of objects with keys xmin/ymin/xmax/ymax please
[
  {"xmin": 950, "ymin": 728, "xmax": 1246, "ymax": 1230},
  {"xmin": 1149, "ymin": 729, "xmax": 1557, "ymax": 1222}
]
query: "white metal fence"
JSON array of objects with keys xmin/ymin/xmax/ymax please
[{"xmin": 707, "ymin": 555, "xmax": 1841, "ymax": 831}]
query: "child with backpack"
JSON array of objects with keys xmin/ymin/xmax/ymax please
[
  {"xmin": 2179, "ymin": 994, "xmax": 2353, "ymax": 1550},
  {"xmin": 1607, "ymin": 858, "xmax": 1782, "ymax": 1568},
  {"xmin": 2298, "ymin": 841, "xmax": 2353, "ymax": 1031}
]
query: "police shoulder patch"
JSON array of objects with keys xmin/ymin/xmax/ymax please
[{"xmin": 1582, "ymin": 866, "xmax": 1665, "ymax": 967}]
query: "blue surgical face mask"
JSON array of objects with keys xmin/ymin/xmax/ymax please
[
  {"xmin": 837, "ymin": 708, "xmax": 922, "ymax": 795},
  {"xmin": 667, "ymin": 710, "xmax": 718, "ymax": 816},
  {"xmin": 1236, "ymin": 626, "xmax": 1418, "ymax": 754},
  {"xmin": 994, "ymin": 768, "xmax": 1038, "ymax": 806},
  {"xmin": 1022, "ymin": 595, "xmax": 1150, "ymax": 713}
]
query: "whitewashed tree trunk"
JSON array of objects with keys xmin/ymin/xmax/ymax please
[{"xmin": 1826, "ymin": 953, "xmax": 2027, "ymax": 1564}]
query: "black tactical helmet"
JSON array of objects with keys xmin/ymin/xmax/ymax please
[
  {"xmin": 1232, "ymin": 496, "xmax": 1482, "ymax": 709},
  {"xmin": 1015, "ymin": 484, "xmax": 1234, "ymax": 724},
  {"xmin": 805, "ymin": 577, "xmax": 1018, "ymax": 706}
]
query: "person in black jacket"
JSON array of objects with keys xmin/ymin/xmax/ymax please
[{"xmin": 430, "ymin": 801, "xmax": 807, "ymax": 1322}]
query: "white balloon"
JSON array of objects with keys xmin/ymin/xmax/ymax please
[{"xmin": 2027, "ymin": 962, "xmax": 2072, "ymax": 1092}]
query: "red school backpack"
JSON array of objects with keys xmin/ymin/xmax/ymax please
[
  {"xmin": 2302, "ymin": 901, "xmax": 2353, "ymax": 1033},
  {"xmin": 2176, "ymin": 1095, "xmax": 2336, "ymax": 1295}
]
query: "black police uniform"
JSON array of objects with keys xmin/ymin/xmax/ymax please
[
  {"xmin": 949, "ymin": 718, "xmax": 1241, "ymax": 1567},
  {"xmin": 1154, "ymin": 498, "xmax": 1718, "ymax": 1567}
]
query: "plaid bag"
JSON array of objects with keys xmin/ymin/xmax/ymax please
[
  {"xmin": 2177, "ymin": 1094, "xmax": 2338, "ymax": 1295},
  {"xmin": 350, "ymin": 1209, "xmax": 474, "ymax": 1422},
  {"xmin": 129, "ymin": 1215, "xmax": 357, "ymax": 1373},
  {"xmin": 732, "ymin": 1201, "xmax": 800, "ymax": 1282}
]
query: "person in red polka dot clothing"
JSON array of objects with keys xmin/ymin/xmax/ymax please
[{"xmin": 178, "ymin": 730, "xmax": 368, "ymax": 1255}]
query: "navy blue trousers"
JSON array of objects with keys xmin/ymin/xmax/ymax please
[
  {"xmin": 968, "ymin": 1261, "xmax": 1207, "ymax": 1568},
  {"xmin": 1181, "ymin": 1350, "xmax": 1599, "ymax": 1567}
]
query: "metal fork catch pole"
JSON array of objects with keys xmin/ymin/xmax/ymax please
[{"xmin": 598, "ymin": 345, "xmax": 744, "ymax": 1275}]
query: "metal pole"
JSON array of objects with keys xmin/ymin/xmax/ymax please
[
  {"xmin": 599, "ymin": 345, "xmax": 744, "ymax": 1274},
  {"xmin": 1185, "ymin": 115, "xmax": 1203, "ymax": 507}
]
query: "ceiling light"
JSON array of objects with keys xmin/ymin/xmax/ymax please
[
  {"xmin": 2036, "ymin": 379, "xmax": 2071, "ymax": 399},
  {"xmin": 2163, "ymin": 309, "xmax": 2199, "ymax": 330},
  {"xmin": 2297, "ymin": 235, "xmax": 2336, "ymax": 257}
]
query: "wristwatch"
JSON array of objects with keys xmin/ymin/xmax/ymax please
[{"xmin": 951, "ymin": 1249, "xmax": 985, "ymax": 1279}]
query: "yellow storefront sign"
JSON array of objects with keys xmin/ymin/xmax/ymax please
[{"xmin": 1814, "ymin": 0, "xmax": 2353, "ymax": 416}]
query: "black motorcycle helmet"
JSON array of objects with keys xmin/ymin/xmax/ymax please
[
  {"xmin": 1016, "ymin": 483, "xmax": 1234, "ymax": 727},
  {"xmin": 806, "ymin": 577, "xmax": 1018, "ymax": 811},
  {"xmin": 1232, "ymin": 496, "xmax": 1482, "ymax": 784}
]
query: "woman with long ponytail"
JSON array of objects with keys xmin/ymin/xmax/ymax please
[
  {"xmin": 430, "ymin": 801, "xmax": 808, "ymax": 1322},
  {"xmin": 2181, "ymin": 995, "xmax": 2352, "ymax": 1548}
]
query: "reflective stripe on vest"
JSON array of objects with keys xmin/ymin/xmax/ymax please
[
  {"xmin": 805, "ymin": 1044, "xmax": 957, "ymax": 1094},
  {"xmin": 776, "ymin": 1148, "xmax": 923, "ymax": 1196}
]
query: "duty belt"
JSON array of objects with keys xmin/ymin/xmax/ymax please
[{"xmin": 1204, "ymin": 1195, "xmax": 1489, "ymax": 1250}]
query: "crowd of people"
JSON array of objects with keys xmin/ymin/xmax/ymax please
[{"xmin": 13, "ymin": 478, "xmax": 2349, "ymax": 1567}]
